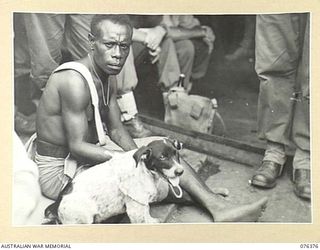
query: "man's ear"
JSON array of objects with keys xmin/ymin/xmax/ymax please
[
  {"xmin": 133, "ymin": 146, "xmax": 152, "ymax": 166},
  {"xmin": 88, "ymin": 33, "xmax": 96, "ymax": 47},
  {"xmin": 88, "ymin": 33, "xmax": 95, "ymax": 42}
]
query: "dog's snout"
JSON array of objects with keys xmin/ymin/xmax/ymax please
[{"xmin": 174, "ymin": 168, "xmax": 184, "ymax": 176}]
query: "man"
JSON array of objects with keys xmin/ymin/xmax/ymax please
[
  {"xmin": 13, "ymin": 13, "xmax": 152, "ymax": 138},
  {"xmin": 251, "ymin": 14, "xmax": 310, "ymax": 200},
  {"xmin": 114, "ymin": 15, "xmax": 182, "ymax": 137},
  {"xmin": 34, "ymin": 14, "xmax": 268, "ymax": 222},
  {"xmin": 162, "ymin": 15, "xmax": 215, "ymax": 92}
]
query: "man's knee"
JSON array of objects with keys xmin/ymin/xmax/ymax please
[{"xmin": 175, "ymin": 39, "xmax": 195, "ymax": 61}]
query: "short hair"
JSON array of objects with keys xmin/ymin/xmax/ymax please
[{"xmin": 90, "ymin": 14, "xmax": 133, "ymax": 38}]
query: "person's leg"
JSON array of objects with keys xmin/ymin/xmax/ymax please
[
  {"xmin": 157, "ymin": 37, "xmax": 181, "ymax": 91},
  {"xmin": 174, "ymin": 39, "xmax": 194, "ymax": 92},
  {"xmin": 64, "ymin": 14, "xmax": 93, "ymax": 60},
  {"xmin": 291, "ymin": 14, "xmax": 310, "ymax": 200},
  {"xmin": 35, "ymin": 154, "xmax": 70, "ymax": 201},
  {"xmin": 14, "ymin": 13, "xmax": 35, "ymax": 114},
  {"xmin": 251, "ymin": 141, "xmax": 286, "ymax": 188},
  {"xmin": 225, "ymin": 15, "xmax": 256, "ymax": 61},
  {"xmin": 23, "ymin": 13, "xmax": 66, "ymax": 90},
  {"xmin": 116, "ymin": 47, "xmax": 138, "ymax": 95},
  {"xmin": 190, "ymin": 38, "xmax": 211, "ymax": 81},
  {"xmin": 252, "ymin": 14, "xmax": 302, "ymax": 188},
  {"xmin": 255, "ymin": 14, "xmax": 300, "ymax": 145},
  {"xmin": 133, "ymin": 136, "xmax": 268, "ymax": 222},
  {"xmin": 14, "ymin": 13, "xmax": 37, "ymax": 134},
  {"xmin": 116, "ymin": 47, "xmax": 152, "ymax": 138},
  {"xmin": 173, "ymin": 158, "xmax": 268, "ymax": 222}
]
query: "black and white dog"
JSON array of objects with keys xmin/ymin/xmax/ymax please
[{"xmin": 43, "ymin": 138, "xmax": 184, "ymax": 224}]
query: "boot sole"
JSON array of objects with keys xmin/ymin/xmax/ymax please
[
  {"xmin": 251, "ymin": 179, "xmax": 277, "ymax": 189},
  {"xmin": 294, "ymin": 188, "xmax": 311, "ymax": 200}
]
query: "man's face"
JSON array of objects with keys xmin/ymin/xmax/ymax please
[{"xmin": 92, "ymin": 20, "xmax": 132, "ymax": 75}]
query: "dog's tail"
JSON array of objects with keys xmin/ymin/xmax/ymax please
[{"xmin": 41, "ymin": 180, "xmax": 73, "ymax": 225}]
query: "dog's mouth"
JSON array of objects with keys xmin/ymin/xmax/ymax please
[
  {"xmin": 168, "ymin": 177, "xmax": 183, "ymax": 198},
  {"xmin": 168, "ymin": 176, "xmax": 180, "ymax": 187}
]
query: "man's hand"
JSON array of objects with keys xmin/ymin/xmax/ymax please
[
  {"xmin": 203, "ymin": 37, "xmax": 214, "ymax": 54},
  {"xmin": 202, "ymin": 25, "xmax": 215, "ymax": 42},
  {"xmin": 143, "ymin": 25, "xmax": 167, "ymax": 51},
  {"xmin": 148, "ymin": 46, "xmax": 161, "ymax": 64},
  {"xmin": 202, "ymin": 25, "xmax": 215, "ymax": 54}
]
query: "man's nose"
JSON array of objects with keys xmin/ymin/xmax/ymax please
[{"xmin": 112, "ymin": 45, "xmax": 121, "ymax": 58}]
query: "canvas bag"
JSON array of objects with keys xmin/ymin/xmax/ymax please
[{"xmin": 163, "ymin": 86, "xmax": 220, "ymax": 134}]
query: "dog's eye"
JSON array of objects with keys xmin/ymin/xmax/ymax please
[{"xmin": 159, "ymin": 155, "xmax": 167, "ymax": 161}]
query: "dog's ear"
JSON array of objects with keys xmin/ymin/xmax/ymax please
[
  {"xmin": 166, "ymin": 138, "xmax": 183, "ymax": 150},
  {"xmin": 133, "ymin": 146, "xmax": 152, "ymax": 166}
]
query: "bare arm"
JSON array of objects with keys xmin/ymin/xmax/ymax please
[
  {"xmin": 166, "ymin": 26, "xmax": 206, "ymax": 41},
  {"xmin": 103, "ymin": 79, "xmax": 137, "ymax": 151},
  {"xmin": 59, "ymin": 72, "xmax": 114, "ymax": 165},
  {"xmin": 167, "ymin": 25, "xmax": 215, "ymax": 53},
  {"xmin": 132, "ymin": 28, "xmax": 147, "ymax": 43},
  {"xmin": 132, "ymin": 28, "xmax": 163, "ymax": 63}
]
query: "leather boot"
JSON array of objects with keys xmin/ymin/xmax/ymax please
[
  {"xmin": 293, "ymin": 169, "xmax": 311, "ymax": 200},
  {"xmin": 225, "ymin": 46, "xmax": 254, "ymax": 61},
  {"xmin": 123, "ymin": 115, "xmax": 153, "ymax": 138},
  {"xmin": 251, "ymin": 161, "xmax": 283, "ymax": 188}
]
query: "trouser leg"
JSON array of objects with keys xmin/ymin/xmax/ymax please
[
  {"xmin": 64, "ymin": 14, "xmax": 93, "ymax": 60},
  {"xmin": 239, "ymin": 15, "xmax": 256, "ymax": 49},
  {"xmin": 291, "ymin": 14, "xmax": 310, "ymax": 173},
  {"xmin": 14, "ymin": 13, "xmax": 35, "ymax": 115},
  {"xmin": 157, "ymin": 38, "xmax": 181, "ymax": 91},
  {"xmin": 115, "ymin": 48, "xmax": 139, "ymax": 121},
  {"xmin": 116, "ymin": 47, "xmax": 138, "ymax": 95},
  {"xmin": 174, "ymin": 39, "xmax": 194, "ymax": 91},
  {"xmin": 23, "ymin": 13, "xmax": 66, "ymax": 90},
  {"xmin": 255, "ymin": 14, "xmax": 302, "ymax": 146},
  {"xmin": 190, "ymin": 38, "xmax": 211, "ymax": 80},
  {"xmin": 263, "ymin": 141, "xmax": 287, "ymax": 166}
]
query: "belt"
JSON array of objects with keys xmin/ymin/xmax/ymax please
[{"xmin": 36, "ymin": 139, "xmax": 69, "ymax": 158}]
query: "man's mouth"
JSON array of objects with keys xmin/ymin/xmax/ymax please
[{"xmin": 107, "ymin": 64, "xmax": 121, "ymax": 70}]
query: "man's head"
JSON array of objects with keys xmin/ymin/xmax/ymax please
[{"xmin": 88, "ymin": 15, "xmax": 133, "ymax": 75}]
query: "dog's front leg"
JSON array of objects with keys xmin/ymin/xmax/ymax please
[{"xmin": 125, "ymin": 198, "xmax": 160, "ymax": 224}]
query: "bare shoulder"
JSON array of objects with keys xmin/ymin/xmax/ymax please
[{"xmin": 53, "ymin": 70, "xmax": 91, "ymax": 110}]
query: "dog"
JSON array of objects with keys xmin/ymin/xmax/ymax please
[{"xmin": 43, "ymin": 138, "xmax": 184, "ymax": 224}]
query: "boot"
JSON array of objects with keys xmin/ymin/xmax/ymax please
[
  {"xmin": 123, "ymin": 115, "xmax": 153, "ymax": 138},
  {"xmin": 293, "ymin": 169, "xmax": 311, "ymax": 200},
  {"xmin": 225, "ymin": 46, "xmax": 254, "ymax": 61},
  {"xmin": 251, "ymin": 161, "xmax": 283, "ymax": 188}
]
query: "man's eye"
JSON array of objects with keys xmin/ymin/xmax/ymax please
[
  {"xmin": 120, "ymin": 44, "xmax": 129, "ymax": 50},
  {"xmin": 104, "ymin": 43, "xmax": 114, "ymax": 48}
]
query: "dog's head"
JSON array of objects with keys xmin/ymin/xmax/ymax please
[{"xmin": 133, "ymin": 138, "xmax": 184, "ymax": 187}]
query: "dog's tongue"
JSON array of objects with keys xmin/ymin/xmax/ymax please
[{"xmin": 168, "ymin": 177, "xmax": 180, "ymax": 187}]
